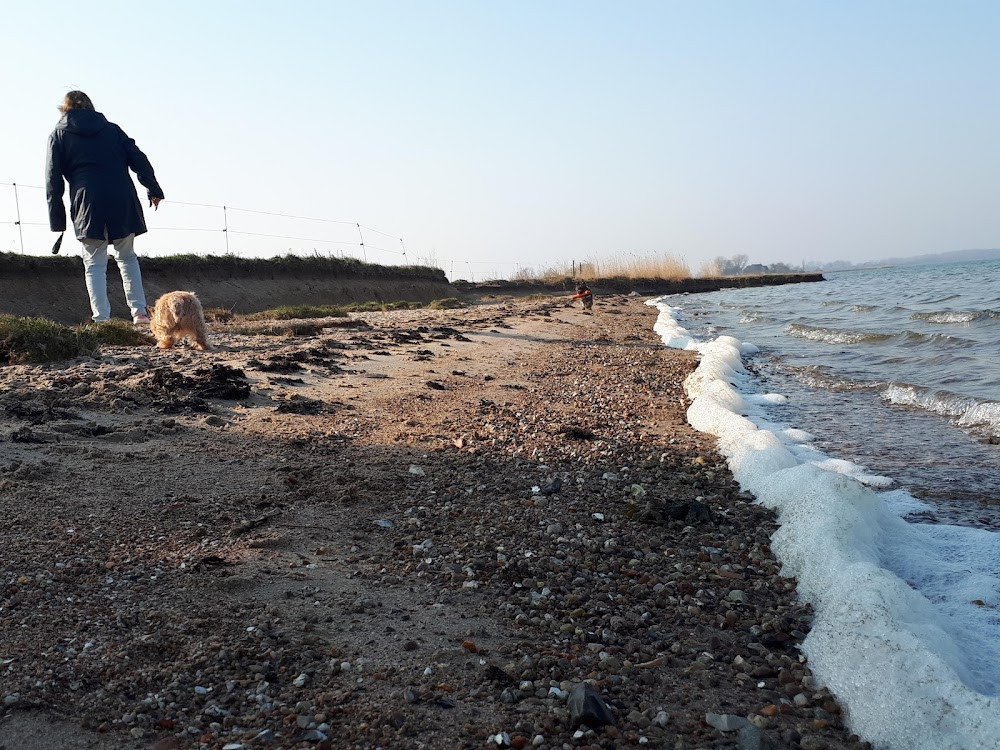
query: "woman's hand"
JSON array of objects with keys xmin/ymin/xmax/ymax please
[{"xmin": 149, "ymin": 197, "xmax": 161, "ymax": 210}]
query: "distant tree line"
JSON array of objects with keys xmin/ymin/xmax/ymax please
[
  {"xmin": 705, "ymin": 247, "xmax": 1000, "ymax": 277},
  {"xmin": 705, "ymin": 254, "xmax": 803, "ymax": 276}
]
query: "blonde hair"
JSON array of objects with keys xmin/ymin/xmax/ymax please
[{"xmin": 58, "ymin": 91, "xmax": 95, "ymax": 113}]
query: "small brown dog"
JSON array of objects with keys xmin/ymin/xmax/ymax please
[{"xmin": 149, "ymin": 291, "xmax": 214, "ymax": 351}]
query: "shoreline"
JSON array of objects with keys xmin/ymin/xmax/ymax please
[
  {"xmin": 0, "ymin": 296, "xmax": 868, "ymax": 749},
  {"xmin": 0, "ymin": 250, "xmax": 822, "ymax": 324},
  {"xmin": 652, "ymin": 281, "xmax": 1000, "ymax": 749}
]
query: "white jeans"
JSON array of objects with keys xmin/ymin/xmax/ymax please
[{"xmin": 81, "ymin": 234, "xmax": 148, "ymax": 322}]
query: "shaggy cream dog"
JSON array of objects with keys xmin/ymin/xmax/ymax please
[{"xmin": 150, "ymin": 291, "xmax": 214, "ymax": 351}]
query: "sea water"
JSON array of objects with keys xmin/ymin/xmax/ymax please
[{"xmin": 649, "ymin": 260, "xmax": 1000, "ymax": 750}]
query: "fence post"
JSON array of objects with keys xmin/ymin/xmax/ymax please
[
  {"xmin": 13, "ymin": 183, "xmax": 24, "ymax": 254},
  {"xmin": 356, "ymin": 223, "xmax": 367, "ymax": 262}
]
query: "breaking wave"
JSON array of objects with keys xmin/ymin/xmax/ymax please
[
  {"xmin": 911, "ymin": 310, "xmax": 1000, "ymax": 324},
  {"xmin": 786, "ymin": 366, "xmax": 883, "ymax": 393},
  {"xmin": 786, "ymin": 324, "xmax": 977, "ymax": 349},
  {"xmin": 882, "ymin": 384, "xmax": 1000, "ymax": 438},
  {"xmin": 786, "ymin": 323, "xmax": 893, "ymax": 345}
]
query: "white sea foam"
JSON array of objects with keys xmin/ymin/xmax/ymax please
[
  {"xmin": 777, "ymin": 427, "xmax": 815, "ymax": 443},
  {"xmin": 745, "ymin": 393, "xmax": 787, "ymax": 405},
  {"xmin": 879, "ymin": 488, "xmax": 935, "ymax": 517},
  {"xmin": 651, "ymin": 305, "xmax": 698, "ymax": 350},
  {"xmin": 647, "ymin": 297, "xmax": 1000, "ymax": 750}
]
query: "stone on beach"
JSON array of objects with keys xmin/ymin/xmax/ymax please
[
  {"xmin": 706, "ymin": 712, "xmax": 751, "ymax": 732},
  {"xmin": 568, "ymin": 683, "xmax": 616, "ymax": 728}
]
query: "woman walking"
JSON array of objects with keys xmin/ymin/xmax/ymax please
[{"xmin": 45, "ymin": 90, "xmax": 164, "ymax": 324}]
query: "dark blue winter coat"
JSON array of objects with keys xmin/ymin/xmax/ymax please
[{"xmin": 46, "ymin": 110, "xmax": 164, "ymax": 241}]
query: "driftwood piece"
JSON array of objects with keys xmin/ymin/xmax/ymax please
[{"xmin": 229, "ymin": 508, "xmax": 283, "ymax": 537}]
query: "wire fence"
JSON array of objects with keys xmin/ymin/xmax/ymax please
[{"xmin": 0, "ymin": 180, "xmax": 535, "ymax": 282}]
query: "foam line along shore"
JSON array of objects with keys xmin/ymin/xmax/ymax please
[{"xmin": 648, "ymin": 295, "xmax": 1000, "ymax": 750}]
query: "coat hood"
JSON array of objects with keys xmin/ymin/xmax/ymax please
[{"xmin": 57, "ymin": 110, "xmax": 109, "ymax": 137}]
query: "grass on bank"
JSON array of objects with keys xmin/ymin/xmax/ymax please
[
  {"xmin": 0, "ymin": 316, "xmax": 151, "ymax": 365},
  {"xmin": 205, "ymin": 299, "xmax": 459, "ymax": 323},
  {"xmin": 224, "ymin": 321, "xmax": 328, "ymax": 337},
  {"xmin": 1, "ymin": 297, "xmax": 468, "ymax": 363},
  {"xmin": 219, "ymin": 299, "xmax": 461, "ymax": 335},
  {"xmin": 245, "ymin": 305, "xmax": 350, "ymax": 321},
  {"xmin": 0, "ymin": 251, "xmax": 447, "ymax": 282},
  {"xmin": 426, "ymin": 297, "xmax": 463, "ymax": 310}
]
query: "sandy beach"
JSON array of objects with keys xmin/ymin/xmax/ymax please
[{"xmin": 0, "ymin": 296, "xmax": 871, "ymax": 750}]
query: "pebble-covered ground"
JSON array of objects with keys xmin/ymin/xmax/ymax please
[{"xmin": 0, "ymin": 296, "xmax": 872, "ymax": 750}]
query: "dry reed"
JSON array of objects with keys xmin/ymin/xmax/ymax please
[{"xmin": 512, "ymin": 252, "xmax": 691, "ymax": 282}]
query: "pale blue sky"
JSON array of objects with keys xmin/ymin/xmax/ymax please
[{"xmin": 2, "ymin": 1, "xmax": 998, "ymax": 277}]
